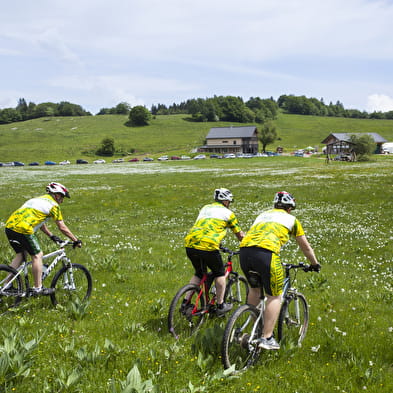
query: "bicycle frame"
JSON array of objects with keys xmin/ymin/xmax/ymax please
[
  {"xmin": 247, "ymin": 263, "xmax": 306, "ymax": 345},
  {"xmin": 185, "ymin": 248, "xmax": 242, "ymax": 317},
  {"xmin": 5, "ymin": 243, "xmax": 74, "ymax": 296}
]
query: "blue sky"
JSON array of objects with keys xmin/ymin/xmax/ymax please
[{"xmin": 1, "ymin": 0, "xmax": 393, "ymax": 114}]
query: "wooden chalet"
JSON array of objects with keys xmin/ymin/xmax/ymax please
[
  {"xmin": 198, "ymin": 126, "xmax": 258, "ymax": 154},
  {"xmin": 321, "ymin": 132, "xmax": 387, "ymax": 161}
]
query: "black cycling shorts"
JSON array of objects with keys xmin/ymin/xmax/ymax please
[
  {"xmin": 5, "ymin": 228, "xmax": 41, "ymax": 256},
  {"xmin": 240, "ymin": 246, "xmax": 284, "ymax": 296},
  {"xmin": 186, "ymin": 247, "xmax": 225, "ymax": 279}
]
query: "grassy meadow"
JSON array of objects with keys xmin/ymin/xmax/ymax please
[
  {"xmin": 1, "ymin": 113, "xmax": 393, "ymax": 163},
  {"xmin": 0, "ymin": 155, "xmax": 392, "ymax": 392}
]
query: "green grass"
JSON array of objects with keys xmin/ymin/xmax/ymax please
[
  {"xmin": 0, "ymin": 156, "xmax": 392, "ymax": 392},
  {"xmin": 0, "ymin": 113, "xmax": 392, "ymax": 163}
]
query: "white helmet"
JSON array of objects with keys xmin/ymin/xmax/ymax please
[
  {"xmin": 214, "ymin": 188, "xmax": 233, "ymax": 202},
  {"xmin": 273, "ymin": 191, "xmax": 296, "ymax": 210},
  {"xmin": 46, "ymin": 182, "xmax": 70, "ymax": 198}
]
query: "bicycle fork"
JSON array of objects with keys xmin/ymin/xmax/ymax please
[{"xmin": 60, "ymin": 260, "xmax": 76, "ymax": 291}]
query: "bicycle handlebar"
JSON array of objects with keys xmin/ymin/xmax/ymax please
[
  {"xmin": 219, "ymin": 246, "xmax": 240, "ymax": 256},
  {"xmin": 57, "ymin": 240, "xmax": 82, "ymax": 249},
  {"xmin": 282, "ymin": 262, "xmax": 321, "ymax": 273}
]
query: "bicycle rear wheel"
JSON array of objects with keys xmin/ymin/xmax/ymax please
[
  {"xmin": 50, "ymin": 263, "xmax": 92, "ymax": 306},
  {"xmin": 225, "ymin": 275, "xmax": 249, "ymax": 306},
  {"xmin": 277, "ymin": 291, "xmax": 309, "ymax": 347},
  {"xmin": 221, "ymin": 304, "xmax": 262, "ymax": 372},
  {"xmin": 0, "ymin": 265, "xmax": 23, "ymax": 312},
  {"xmin": 168, "ymin": 284, "xmax": 206, "ymax": 339}
]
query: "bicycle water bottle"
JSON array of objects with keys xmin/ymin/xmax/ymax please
[
  {"xmin": 210, "ymin": 285, "xmax": 216, "ymax": 295},
  {"xmin": 42, "ymin": 264, "xmax": 48, "ymax": 278}
]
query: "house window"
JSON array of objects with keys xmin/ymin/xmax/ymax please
[
  {"xmin": 222, "ymin": 140, "xmax": 228, "ymax": 144},
  {"xmin": 233, "ymin": 141, "xmax": 236, "ymax": 145}
]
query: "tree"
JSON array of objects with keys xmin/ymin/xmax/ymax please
[
  {"xmin": 96, "ymin": 137, "xmax": 115, "ymax": 156},
  {"xmin": 258, "ymin": 122, "xmax": 278, "ymax": 152},
  {"xmin": 128, "ymin": 106, "xmax": 151, "ymax": 126},
  {"xmin": 349, "ymin": 134, "xmax": 375, "ymax": 161}
]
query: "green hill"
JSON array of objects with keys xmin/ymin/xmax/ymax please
[{"xmin": 0, "ymin": 113, "xmax": 392, "ymax": 163}]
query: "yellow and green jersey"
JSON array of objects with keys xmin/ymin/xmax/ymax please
[
  {"xmin": 184, "ymin": 202, "xmax": 242, "ymax": 251},
  {"xmin": 240, "ymin": 208, "xmax": 304, "ymax": 254},
  {"xmin": 5, "ymin": 194, "xmax": 63, "ymax": 235}
]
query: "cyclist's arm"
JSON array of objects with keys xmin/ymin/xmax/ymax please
[
  {"xmin": 55, "ymin": 220, "xmax": 79, "ymax": 243},
  {"xmin": 235, "ymin": 230, "xmax": 245, "ymax": 241},
  {"xmin": 296, "ymin": 235, "xmax": 319, "ymax": 266},
  {"xmin": 40, "ymin": 223, "xmax": 52, "ymax": 237}
]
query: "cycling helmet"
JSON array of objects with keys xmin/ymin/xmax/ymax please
[
  {"xmin": 273, "ymin": 191, "xmax": 296, "ymax": 210},
  {"xmin": 46, "ymin": 182, "xmax": 70, "ymax": 198},
  {"xmin": 214, "ymin": 188, "xmax": 233, "ymax": 202}
]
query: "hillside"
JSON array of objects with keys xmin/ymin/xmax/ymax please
[{"xmin": 0, "ymin": 113, "xmax": 392, "ymax": 163}]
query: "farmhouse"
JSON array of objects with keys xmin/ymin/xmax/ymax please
[
  {"xmin": 321, "ymin": 132, "xmax": 387, "ymax": 157},
  {"xmin": 198, "ymin": 126, "xmax": 258, "ymax": 154}
]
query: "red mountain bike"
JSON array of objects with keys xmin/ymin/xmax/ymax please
[{"xmin": 168, "ymin": 247, "xmax": 249, "ymax": 339}]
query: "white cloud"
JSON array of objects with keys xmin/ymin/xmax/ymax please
[{"xmin": 367, "ymin": 94, "xmax": 393, "ymax": 113}]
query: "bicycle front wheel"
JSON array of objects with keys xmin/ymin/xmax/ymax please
[
  {"xmin": 0, "ymin": 265, "xmax": 23, "ymax": 312},
  {"xmin": 225, "ymin": 275, "xmax": 249, "ymax": 306},
  {"xmin": 221, "ymin": 304, "xmax": 262, "ymax": 372},
  {"xmin": 50, "ymin": 263, "xmax": 92, "ymax": 306},
  {"xmin": 168, "ymin": 284, "xmax": 206, "ymax": 339},
  {"xmin": 277, "ymin": 291, "xmax": 309, "ymax": 347}
]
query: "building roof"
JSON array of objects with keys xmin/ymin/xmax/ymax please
[
  {"xmin": 321, "ymin": 132, "xmax": 387, "ymax": 144},
  {"xmin": 206, "ymin": 126, "xmax": 257, "ymax": 139}
]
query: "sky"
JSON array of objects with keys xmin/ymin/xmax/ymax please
[{"xmin": 1, "ymin": 0, "xmax": 393, "ymax": 115}]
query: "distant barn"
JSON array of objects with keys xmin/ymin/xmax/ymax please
[{"xmin": 322, "ymin": 132, "xmax": 387, "ymax": 160}]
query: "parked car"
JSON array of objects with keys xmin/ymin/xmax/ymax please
[
  {"xmin": 45, "ymin": 161, "xmax": 56, "ymax": 165},
  {"xmin": 59, "ymin": 160, "xmax": 71, "ymax": 165},
  {"xmin": 13, "ymin": 161, "xmax": 25, "ymax": 166},
  {"xmin": 129, "ymin": 158, "xmax": 139, "ymax": 162},
  {"xmin": 142, "ymin": 157, "xmax": 154, "ymax": 161},
  {"xmin": 180, "ymin": 155, "xmax": 191, "ymax": 160},
  {"xmin": 112, "ymin": 158, "xmax": 124, "ymax": 163},
  {"xmin": 28, "ymin": 162, "xmax": 40, "ymax": 166},
  {"xmin": 170, "ymin": 156, "xmax": 181, "ymax": 160},
  {"xmin": 76, "ymin": 159, "xmax": 88, "ymax": 164},
  {"xmin": 334, "ymin": 153, "xmax": 352, "ymax": 161},
  {"xmin": 223, "ymin": 153, "xmax": 236, "ymax": 159},
  {"xmin": 210, "ymin": 154, "xmax": 222, "ymax": 159},
  {"xmin": 242, "ymin": 154, "xmax": 254, "ymax": 158},
  {"xmin": 157, "ymin": 155, "xmax": 169, "ymax": 161},
  {"xmin": 193, "ymin": 154, "xmax": 206, "ymax": 160},
  {"xmin": 93, "ymin": 159, "xmax": 106, "ymax": 164}
]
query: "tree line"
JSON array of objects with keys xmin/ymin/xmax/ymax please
[
  {"xmin": 2, "ymin": 94, "xmax": 393, "ymax": 125},
  {"xmin": 0, "ymin": 98, "xmax": 91, "ymax": 124}
]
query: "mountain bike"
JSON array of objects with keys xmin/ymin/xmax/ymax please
[
  {"xmin": 221, "ymin": 262, "xmax": 318, "ymax": 372},
  {"xmin": 0, "ymin": 240, "xmax": 92, "ymax": 313},
  {"xmin": 168, "ymin": 247, "xmax": 249, "ymax": 339}
]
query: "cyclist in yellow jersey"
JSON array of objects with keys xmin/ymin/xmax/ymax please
[
  {"xmin": 184, "ymin": 188, "xmax": 244, "ymax": 316},
  {"xmin": 5, "ymin": 182, "xmax": 82, "ymax": 296},
  {"xmin": 240, "ymin": 191, "xmax": 320, "ymax": 350}
]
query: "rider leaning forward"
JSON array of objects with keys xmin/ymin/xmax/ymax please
[
  {"xmin": 184, "ymin": 188, "xmax": 245, "ymax": 316},
  {"xmin": 239, "ymin": 191, "xmax": 321, "ymax": 350},
  {"xmin": 4, "ymin": 182, "xmax": 82, "ymax": 296}
]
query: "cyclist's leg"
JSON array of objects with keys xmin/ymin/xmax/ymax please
[
  {"xmin": 262, "ymin": 253, "xmax": 283, "ymax": 339},
  {"xmin": 240, "ymin": 247, "xmax": 264, "ymax": 306},
  {"xmin": 31, "ymin": 252, "xmax": 44, "ymax": 288}
]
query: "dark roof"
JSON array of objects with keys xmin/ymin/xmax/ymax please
[
  {"xmin": 322, "ymin": 132, "xmax": 387, "ymax": 144},
  {"xmin": 206, "ymin": 126, "xmax": 257, "ymax": 139}
]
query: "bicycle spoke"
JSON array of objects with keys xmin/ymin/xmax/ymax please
[{"xmin": 221, "ymin": 304, "xmax": 261, "ymax": 372}]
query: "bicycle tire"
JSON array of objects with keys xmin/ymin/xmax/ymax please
[
  {"xmin": 168, "ymin": 284, "xmax": 206, "ymax": 339},
  {"xmin": 277, "ymin": 291, "xmax": 309, "ymax": 347},
  {"xmin": 0, "ymin": 265, "xmax": 23, "ymax": 312},
  {"xmin": 221, "ymin": 304, "xmax": 262, "ymax": 372},
  {"xmin": 50, "ymin": 263, "xmax": 92, "ymax": 306},
  {"xmin": 225, "ymin": 275, "xmax": 249, "ymax": 306}
]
